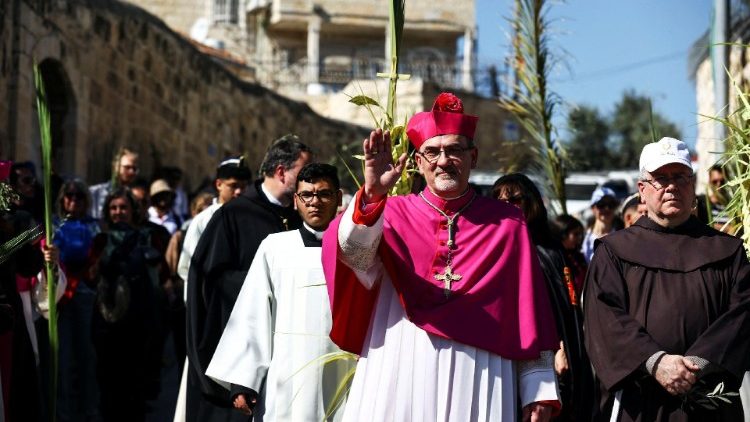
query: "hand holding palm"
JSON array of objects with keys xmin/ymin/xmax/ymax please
[{"xmin": 362, "ymin": 129, "xmax": 407, "ymax": 203}]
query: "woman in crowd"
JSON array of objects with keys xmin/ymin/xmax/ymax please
[
  {"xmin": 581, "ymin": 187, "xmax": 620, "ymax": 263},
  {"xmin": 492, "ymin": 173, "xmax": 594, "ymax": 421},
  {"xmin": 89, "ymin": 188, "xmax": 165, "ymax": 422},
  {"xmin": 52, "ymin": 179, "xmax": 101, "ymax": 421},
  {"xmin": 550, "ymin": 214, "xmax": 587, "ymax": 298}
]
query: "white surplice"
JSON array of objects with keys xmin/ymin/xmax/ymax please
[
  {"xmin": 336, "ymin": 202, "xmax": 559, "ymax": 422},
  {"xmin": 177, "ymin": 200, "xmax": 221, "ymax": 290},
  {"xmin": 206, "ymin": 227, "xmax": 354, "ymax": 422}
]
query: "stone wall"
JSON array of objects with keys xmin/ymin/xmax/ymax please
[{"xmin": 1, "ymin": 0, "xmax": 368, "ymax": 191}]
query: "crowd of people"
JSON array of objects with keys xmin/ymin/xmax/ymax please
[{"xmin": 1, "ymin": 91, "xmax": 749, "ymax": 422}]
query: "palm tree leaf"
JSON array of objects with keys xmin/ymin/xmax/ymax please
[
  {"xmin": 349, "ymin": 95, "xmax": 382, "ymax": 108},
  {"xmin": 34, "ymin": 62, "xmax": 60, "ymax": 421},
  {"xmin": 0, "ymin": 224, "xmax": 44, "ymax": 265}
]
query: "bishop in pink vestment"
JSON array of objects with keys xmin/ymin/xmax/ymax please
[{"xmin": 322, "ymin": 93, "xmax": 561, "ymax": 421}]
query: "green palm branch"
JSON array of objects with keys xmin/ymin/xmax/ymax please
[
  {"xmin": 386, "ymin": 0, "xmax": 406, "ymax": 123},
  {"xmin": 34, "ymin": 62, "xmax": 59, "ymax": 421},
  {"xmin": 500, "ymin": 0, "xmax": 568, "ymax": 214},
  {"xmin": 0, "ymin": 224, "xmax": 44, "ymax": 265},
  {"xmin": 286, "ymin": 350, "xmax": 358, "ymax": 420},
  {"xmin": 347, "ymin": 0, "xmax": 414, "ymax": 197},
  {"xmin": 648, "ymin": 100, "xmax": 660, "ymax": 143},
  {"xmin": 704, "ymin": 65, "xmax": 750, "ymax": 252}
]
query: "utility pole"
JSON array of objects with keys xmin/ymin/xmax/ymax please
[{"xmin": 712, "ymin": 0, "xmax": 729, "ymax": 156}]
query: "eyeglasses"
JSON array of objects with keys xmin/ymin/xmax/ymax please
[
  {"xmin": 417, "ymin": 146, "xmax": 472, "ymax": 163},
  {"xmin": 64, "ymin": 192, "xmax": 85, "ymax": 200},
  {"xmin": 641, "ymin": 174, "xmax": 694, "ymax": 190},
  {"xmin": 296, "ymin": 190, "xmax": 336, "ymax": 205},
  {"xmin": 120, "ymin": 164, "xmax": 139, "ymax": 173}
]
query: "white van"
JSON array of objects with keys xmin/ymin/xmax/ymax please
[{"xmin": 564, "ymin": 171, "xmax": 639, "ymax": 220}]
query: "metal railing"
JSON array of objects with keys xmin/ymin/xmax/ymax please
[{"xmin": 255, "ymin": 57, "xmax": 473, "ymax": 92}]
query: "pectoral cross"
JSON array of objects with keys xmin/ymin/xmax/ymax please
[{"xmin": 435, "ymin": 265, "xmax": 462, "ymax": 298}]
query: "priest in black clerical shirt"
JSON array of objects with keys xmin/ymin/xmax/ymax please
[
  {"xmin": 185, "ymin": 135, "xmax": 312, "ymax": 422},
  {"xmin": 584, "ymin": 137, "xmax": 750, "ymax": 422}
]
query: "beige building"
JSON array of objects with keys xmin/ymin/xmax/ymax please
[
  {"xmin": 690, "ymin": 17, "xmax": 750, "ymax": 192},
  {"xmin": 127, "ymin": 0, "xmax": 477, "ymax": 96},
  {"xmin": 123, "ymin": 0, "xmax": 527, "ymax": 173}
]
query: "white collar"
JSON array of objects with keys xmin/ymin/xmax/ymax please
[
  {"xmin": 303, "ymin": 222, "xmax": 324, "ymax": 240},
  {"xmin": 261, "ymin": 182, "xmax": 283, "ymax": 206}
]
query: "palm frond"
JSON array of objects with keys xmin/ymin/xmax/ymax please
[
  {"xmin": 281, "ymin": 350, "xmax": 358, "ymax": 420},
  {"xmin": 648, "ymin": 100, "xmax": 659, "ymax": 143},
  {"xmin": 500, "ymin": 0, "xmax": 567, "ymax": 214},
  {"xmin": 709, "ymin": 66, "xmax": 750, "ymax": 253},
  {"xmin": 346, "ymin": 0, "xmax": 414, "ymax": 197},
  {"xmin": 0, "ymin": 224, "xmax": 44, "ymax": 265},
  {"xmin": 323, "ymin": 365, "xmax": 357, "ymax": 420},
  {"xmin": 34, "ymin": 61, "xmax": 59, "ymax": 421},
  {"xmin": 337, "ymin": 153, "xmax": 362, "ymax": 190},
  {"xmin": 386, "ymin": 0, "xmax": 406, "ymax": 121}
]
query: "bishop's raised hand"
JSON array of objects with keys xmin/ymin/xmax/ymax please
[{"xmin": 362, "ymin": 129, "xmax": 407, "ymax": 203}]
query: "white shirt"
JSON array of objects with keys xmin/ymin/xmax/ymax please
[
  {"xmin": 335, "ymin": 201, "xmax": 559, "ymax": 421},
  {"xmin": 207, "ymin": 229, "xmax": 352, "ymax": 421},
  {"xmin": 147, "ymin": 206, "xmax": 179, "ymax": 235}
]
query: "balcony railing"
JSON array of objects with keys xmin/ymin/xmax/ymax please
[{"xmin": 257, "ymin": 57, "xmax": 473, "ymax": 92}]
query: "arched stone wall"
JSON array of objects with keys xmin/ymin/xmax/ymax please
[{"xmin": 1, "ymin": 0, "xmax": 368, "ymax": 191}]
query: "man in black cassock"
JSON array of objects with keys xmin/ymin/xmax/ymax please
[
  {"xmin": 584, "ymin": 137, "xmax": 750, "ymax": 421},
  {"xmin": 185, "ymin": 135, "xmax": 312, "ymax": 421}
]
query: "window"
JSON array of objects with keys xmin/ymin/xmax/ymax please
[{"xmin": 214, "ymin": 0, "xmax": 239, "ymax": 24}]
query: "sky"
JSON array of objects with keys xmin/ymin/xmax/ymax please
[{"xmin": 474, "ymin": 0, "xmax": 712, "ymax": 148}]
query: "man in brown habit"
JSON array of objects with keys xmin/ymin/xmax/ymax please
[{"xmin": 583, "ymin": 137, "xmax": 750, "ymax": 421}]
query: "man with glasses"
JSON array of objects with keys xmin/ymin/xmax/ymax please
[
  {"xmin": 322, "ymin": 93, "xmax": 560, "ymax": 421},
  {"xmin": 206, "ymin": 163, "xmax": 353, "ymax": 421},
  {"xmin": 584, "ymin": 137, "xmax": 750, "ymax": 421}
]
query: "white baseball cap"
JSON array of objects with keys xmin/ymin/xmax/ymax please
[{"xmin": 639, "ymin": 137, "xmax": 692, "ymax": 174}]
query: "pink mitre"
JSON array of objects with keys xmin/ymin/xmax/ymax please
[{"xmin": 405, "ymin": 92, "xmax": 479, "ymax": 149}]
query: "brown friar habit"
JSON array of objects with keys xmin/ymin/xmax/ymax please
[{"xmin": 584, "ymin": 216, "xmax": 750, "ymax": 421}]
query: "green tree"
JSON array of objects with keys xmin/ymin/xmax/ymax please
[
  {"xmin": 565, "ymin": 105, "xmax": 610, "ymax": 171},
  {"xmin": 610, "ymin": 91, "xmax": 682, "ymax": 169}
]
